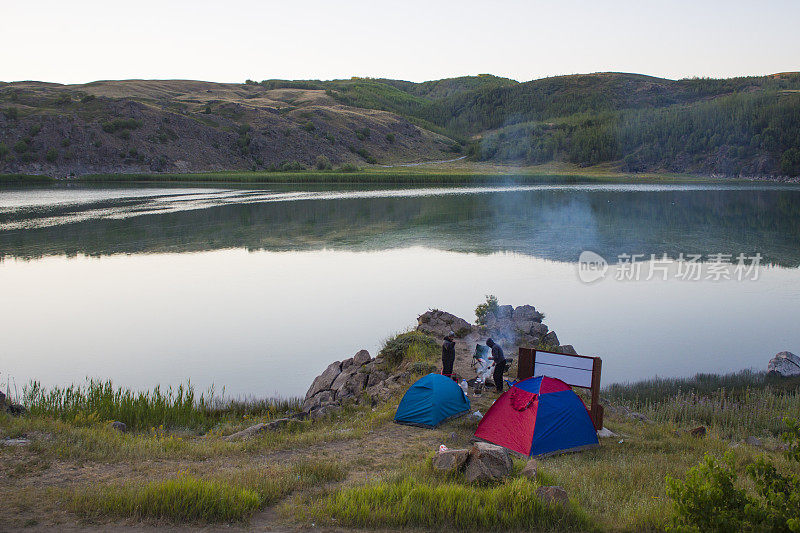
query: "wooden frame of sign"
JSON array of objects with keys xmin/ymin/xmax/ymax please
[{"xmin": 517, "ymin": 347, "xmax": 603, "ymax": 430}]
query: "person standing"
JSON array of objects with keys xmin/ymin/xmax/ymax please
[
  {"xmin": 441, "ymin": 331, "xmax": 456, "ymax": 381},
  {"xmin": 486, "ymin": 338, "xmax": 506, "ymax": 393}
]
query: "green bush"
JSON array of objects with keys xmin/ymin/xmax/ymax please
[
  {"xmin": 379, "ymin": 331, "xmax": 439, "ymax": 369},
  {"xmin": 315, "ymin": 155, "xmax": 332, "ymax": 170},
  {"xmin": 302, "ymin": 121, "xmax": 315, "ymax": 132},
  {"xmin": 475, "ymin": 294, "xmax": 499, "ymax": 326},
  {"xmin": 13, "ymin": 140, "xmax": 28, "ymax": 153},
  {"xmin": 354, "ymin": 127, "xmax": 370, "ymax": 141},
  {"xmin": 667, "ymin": 418, "xmax": 800, "ymax": 532},
  {"xmin": 45, "ymin": 148, "xmax": 58, "ymax": 162},
  {"xmin": 101, "ymin": 118, "xmax": 142, "ymax": 133},
  {"xmin": 3, "ymin": 107, "xmax": 19, "ymax": 120},
  {"xmin": 81, "ymin": 94, "xmax": 96, "ymax": 103},
  {"xmin": 0, "ymin": 142, "xmax": 8, "ymax": 160},
  {"xmin": 338, "ymin": 163, "xmax": 360, "ymax": 172},
  {"xmin": 385, "ymin": 132, "xmax": 395, "ymax": 143}
]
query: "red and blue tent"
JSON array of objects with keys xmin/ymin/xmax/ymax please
[{"xmin": 474, "ymin": 376, "xmax": 599, "ymax": 457}]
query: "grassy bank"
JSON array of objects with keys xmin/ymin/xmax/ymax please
[
  {"xmin": 2, "ymin": 361, "xmax": 799, "ymax": 530},
  {"xmin": 1, "ymin": 162, "xmax": 716, "ymax": 185}
]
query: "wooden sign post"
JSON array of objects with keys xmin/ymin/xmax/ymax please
[{"xmin": 518, "ymin": 347, "xmax": 603, "ymax": 430}]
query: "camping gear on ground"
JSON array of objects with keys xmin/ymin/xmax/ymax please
[
  {"xmin": 459, "ymin": 379, "xmax": 469, "ymax": 395},
  {"xmin": 474, "ymin": 376, "xmax": 599, "ymax": 457},
  {"xmin": 394, "ymin": 373, "xmax": 471, "ymax": 428}
]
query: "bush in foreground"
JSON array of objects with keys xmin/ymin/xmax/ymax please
[{"xmin": 667, "ymin": 418, "xmax": 800, "ymax": 532}]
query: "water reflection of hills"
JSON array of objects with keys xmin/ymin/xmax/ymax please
[{"xmin": 2, "ymin": 188, "xmax": 799, "ymax": 266}]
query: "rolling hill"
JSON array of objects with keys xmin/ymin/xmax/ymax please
[{"xmin": 1, "ymin": 72, "xmax": 799, "ymax": 177}]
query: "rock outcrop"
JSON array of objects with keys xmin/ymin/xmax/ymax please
[
  {"xmin": 767, "ymin": 351, "xmax": 800, "ymax": 377},
  {"xmin": 417, "ymin": 304, "xmax": 576, "ymax": 381},
  {"xmin": 302, "ymin": 349, "xmax": 412, "ymax": 418}
]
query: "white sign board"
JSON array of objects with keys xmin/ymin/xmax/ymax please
[{"xmin": 533, "ymin": 351, "xmax": 594, "ymax": 388}]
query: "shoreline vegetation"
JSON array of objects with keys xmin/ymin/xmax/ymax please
[
  {"xmin": 2, "ymin": 354, "xmax": 799, "ymax": 530},
  {"xmin": 3, "ymin": 161, "xmax": 799, "ymax": 186}
]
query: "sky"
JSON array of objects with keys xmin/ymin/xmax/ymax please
[{"xmin": 2, "ymin": 0, "xmax": 799, "ymax": 85}]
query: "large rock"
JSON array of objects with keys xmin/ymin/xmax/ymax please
[
  {"xmin": 464, "ymin": 442, "xmax": 512, "ymax": 483},
  {"xmin": 536, "ymin": 486, "xmax": 569, "ymax": 506},
  {"xmin": 353, "ymin": 349, "xmax": 372, "ymax": 366},
  {"xmin": 520, "ymin": 458, "xmax": 538, "ymax": 480},
  {"xmin": 224, "ymin": 418, "xmax": 291, "ymax": 441},
  {"xmin": 302, "ymin": 389, "xmax": 334, "ymax": 413},
  {"xmin": 305, "ymin": 361, "xmax": 342, "ymax": 400},
  {"xmin": 767, "ymin": 351, "xmax": 800, "ymax": 377},
  {"xmin": 331, "ymin": 366, "xmax": 358, "ymax": 394},
  {"xmin": 433, "ymin": 448, "xmax": 470, "ymax": 472},
  {"xmin": 543, "ymin": 331, "xmax": 560, "ymax": 347},
  {"xmin": 530, "ymin": 323, "xmax": 549, "ymax": 337},
  {"xmin": 496, "ymin": 305, "xmax": 513, "ymax": 319},
  {"xmin": 558, "ymin": 345, "xmax": 578, "ymax": 355},
  {"xmin": 512, "ymin": 305, "xmax": 537, "ymax": 322},
  {"xmin": 418, "ymin": 309, "xmax": 472, "ymax": 338}
]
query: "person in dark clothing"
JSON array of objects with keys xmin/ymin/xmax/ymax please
[
  {"xmin": 486, "ymin": 338, "xmax": 506, "ymax": 392},
  {"xmin": 441, "ymin": 331, "xmax": 456, "ymax": 381}
]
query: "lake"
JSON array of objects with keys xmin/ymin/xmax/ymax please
[{"xmin": 1, "ymin": 181, "xmax": 799, "ymax": 399}]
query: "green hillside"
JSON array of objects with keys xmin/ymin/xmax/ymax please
[{"xmin": 2, "ymin": 72, "xmax": 800, "ymax": 177}]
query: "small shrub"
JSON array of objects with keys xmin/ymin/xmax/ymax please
[
  {"xmin": 13, "ymin": 140, "xmax": 28, "ymax": 153},
  {"xmin": 475, "ymin": 294, "xmax": 499, "ymax": 326},
  {"xmin": 101, "ymin": 118, "xmax": 142, "ymax": 133},
  {"xmin": 338, "ymin": 163, "xmax": 360, "ymax": 172},
  {"xmin": 379, "ymin": 331, "xmax": 439, "ymax": 369},
  {"xmin": 81, "ymin": 94, "xmax": 96, "ymax": 103},
  {"xmin": 3, "ymin": 107, "xmax": 19, "ymax": 120},
  {"xmin": 0, "ymin": 142, "xmax": 8, "ymax": 160},
  {"xmin": 315, "ymin": 155, "xmax": 332, "ymax": 170},
  {"xmin": 354, "ymin": 127, "xmax": 370, "ymax": 141},
  {"xmin": 45, "ymin": 148, "xmax": 58, "ymax": 162},
  {"xmin": 302, "ymin": 121, "xmax": 315, "ymax": 132},
  {"xmin": 61, "ymin": 138, "xmax": 71, "ymax": 147},
  {"xmin": 325, "ymin": 133, "xmax": 335, "ymax": 144},
  {"xmin": 28, "ymin": 123, "xmax": 42, "ymax": 136},
  {"xmin": 385, "ymin": 132, "xmax": 395, "ymax": 143}
]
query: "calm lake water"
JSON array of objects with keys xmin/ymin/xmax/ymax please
[{"xmin": 1, "ymin": 181, "xmax": 799, "ymax": 398}]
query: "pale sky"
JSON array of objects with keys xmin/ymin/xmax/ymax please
[{"xmin": 2, "ymin": 0, "xmax": 798, "ymax": 85}]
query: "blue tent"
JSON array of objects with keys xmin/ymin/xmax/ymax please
[{"xmin": 394, "ymin": 373, "xmax": 471, "ymax": 428}]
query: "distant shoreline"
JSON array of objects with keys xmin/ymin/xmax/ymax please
[{"xmin": 3, "ymin": 164, "xmax": 798, "ymax": 186}]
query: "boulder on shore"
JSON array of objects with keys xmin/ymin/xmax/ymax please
[
  {"xmin": 767, "ymin": 351, "xmax": 800, "ymax": 377},
  {"xmin": 464, "ymin": 442, "xmax": 512, "ymax": 483},
  {"xmin": 433, "ymin": 448, "xmax": 470, "ymax": 472}
]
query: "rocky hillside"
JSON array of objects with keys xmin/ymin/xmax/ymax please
[{"xmin": 0, "ymin": 80, "xmax": 455, "ymax": 176}]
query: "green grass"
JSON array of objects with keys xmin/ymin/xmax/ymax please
[
  {"xmin": 70, "ymin": 476, "xmax": 262, "ymax": 522},
  {"xmin": 318, "ymin": 474, "xmax": 591, "ymax": 531},
  {"xmin": 379, "ymin": 330, "xmax": 440, "ymax": 368},
  {"xmin": 69, "ymin": 458, "xmax": 348, "ymax": 523},
  {"xmin": 606, "ymin": 371, "xmax": 800, "ymax": 438},
  {"xmin": 0, "ymin": 173, "xmax": 54, "ymax": 183},
  {"xmin": 21, "ymin": 379, "xmax": 299, "ymax": 432}
]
